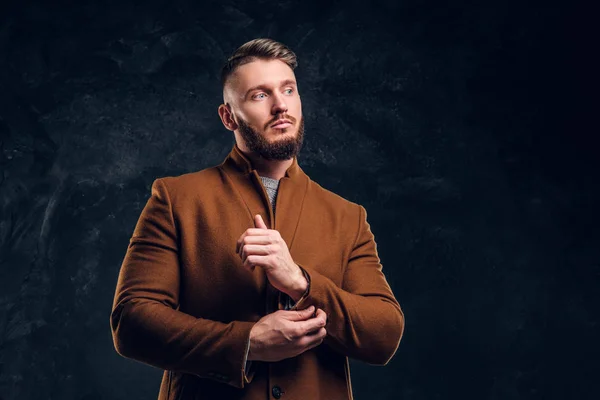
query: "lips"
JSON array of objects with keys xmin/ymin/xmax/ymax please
[{"xmin": 271, "ymin": 119, "xmax": 292, "ymax": 128}]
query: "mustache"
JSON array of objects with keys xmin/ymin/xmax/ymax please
[{"xmin": 266, "ymin": 115, "xmax": 296, "ymax": 129}]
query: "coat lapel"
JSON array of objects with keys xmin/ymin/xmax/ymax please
[
  {"xmin": 219, "ymin": 143, "xmax": 309, "ymax": 253},
  {"xmin": 272, "ymin": 156, "xmax": 309, "ymax": 253}
]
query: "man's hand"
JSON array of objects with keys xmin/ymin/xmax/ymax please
[
  {"xmin": 236, "ymin": 214, "xmax": 307, "ymax": 298},
  {"xmin": 248, "ymin": 305, "xmax": 328, "ymax": 362}
]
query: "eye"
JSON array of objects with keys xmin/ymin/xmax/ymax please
[
  {"xmin": 284, "ymin": 88, "xmax": 294, "ymax": 95},
  {"xmin": 253, "ymin": 93, "xmax": 267, "ymax": 100}
]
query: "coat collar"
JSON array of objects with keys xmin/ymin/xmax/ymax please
[{"xmin": 219, "ymin": 143, "xmax": 309, "ymax": 253}]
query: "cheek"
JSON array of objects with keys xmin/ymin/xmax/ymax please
[
  {"xmin": 243, "ymin": 116, "xmax": 259, "ymax": 128},
  {"xmin": 288, "ymin": 101, "xmax": 302, "ymax": 119},
  {"xmin": 244, "ymin": 107, "xmax": 271, "ymax": 126},
  {"xmin": 291, "ymin": 99, "xmax": 302, "ymax": 118}
]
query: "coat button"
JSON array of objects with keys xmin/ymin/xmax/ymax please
[{"xmin": 272, "ymin": 385, "xmax": 284, "ymax": 399}]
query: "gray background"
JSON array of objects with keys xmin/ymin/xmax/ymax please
[{"xmin": 0, "ymin": 0, "xmax": 596, "ymax": 399}]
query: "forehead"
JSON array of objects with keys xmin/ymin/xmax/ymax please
[{"xmin": 228, "ymin": 58, "xmax": 296, "ymax": 93}]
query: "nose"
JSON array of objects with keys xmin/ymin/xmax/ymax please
[{"xmin": 271, "ymin": 92, "xmax": 288, "ymax": 115}]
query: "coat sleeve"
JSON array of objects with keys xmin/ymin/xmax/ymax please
[
  {"xmin": 290, "ymin": 204, "xmax": 405, "ymax": 365},
  {"xmin": 110, "ymin": 178, "xmax": 257, "ymax": 388}
]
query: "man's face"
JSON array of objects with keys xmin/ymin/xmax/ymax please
[{"xmin": 223, "ymin": 58, "xmax": 304, "ymax": 160}]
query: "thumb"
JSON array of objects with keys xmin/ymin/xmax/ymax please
[
  {"xmin": 254, "ymin": 214, "xmax": 268, "ymax": 229},
  {"xmin": 287, "ymin": 305, "xmax": 315, "ymax": 320}
]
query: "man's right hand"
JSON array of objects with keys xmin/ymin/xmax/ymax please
[{"xmin": 247, "ymin": 305, "xmax": 327, "ymax": 362}]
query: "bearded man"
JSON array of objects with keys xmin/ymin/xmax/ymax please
[{"xmin": 110, "ymin": 38, "xmax": 405, "ymax": 400}]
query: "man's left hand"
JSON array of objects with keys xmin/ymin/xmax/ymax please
[{"xmin": 236, "ymin": 214, "xmax": 307, "ymax": 298}]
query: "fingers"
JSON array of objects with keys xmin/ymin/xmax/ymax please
[
  {"xmin": 236, "ymin": 219, "xmax": 282, "ymax": 255},
  {"xmin": 285, "ymin": 307, "xmax": 327, "ymax": 337},
  {"xmin": 300, "ymin": 309, "xmax": 327, "ymax": 335},
  {"xmin": 236, "ymin": 230, "xmax": 272, "ymax": 254},
  {"xmin": 242, "ymin": 255, "xmax": 268, "ymax": 271},
  {"xmin": 254, "ymin": 214, "xmax": 268, "ymax": 229},
  {"xmin": 286, "ymin": 305, "xmax": 315, "ymax": 321},
  {"xmin": 239, "ymin": 244, "xmax": 271, "ymax": 259},
  {"xmin": 259, "ymin": 307, "xmax": 326, "ymax": 359},
  {"xmin": 314, "ymin": 308, "xmax": 327, "ymax": 320},
  {"xmin": 235, "ymin": 228, "xmax": 269, "ymax": 253},
  {"xmin": 237, "ymin": 236, "xmax": 275, "ymax": 272},
  {"xmin": 237, "ymin": 239, "xmax": 274, "ymax": 259},
  {"xmin": 299, "ymin": 327, "xmax": 327, "ymax": 350},
  {"xmin": 240, "ymin": 236, "xmax": 274, "ymax": 246}
]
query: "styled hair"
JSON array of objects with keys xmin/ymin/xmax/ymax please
[{"xmin": 220, "ymin": 38, "xmax": 298, "ymax": 89}]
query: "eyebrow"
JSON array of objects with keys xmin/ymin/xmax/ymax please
[{"xmin": 244, "ymin": 79, "xmax": 297, "ymax": 98}]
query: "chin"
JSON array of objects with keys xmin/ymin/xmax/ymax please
[{"xmin": 276, "ymin": 129, "xmax": 293, "ymax": 136}]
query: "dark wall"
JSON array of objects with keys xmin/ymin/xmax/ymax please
[{"xmin": 0, "ymin": 0, "xmax": 596, "ymax": 399}]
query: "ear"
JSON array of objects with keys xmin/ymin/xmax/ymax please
[{"xmin": 218, "ymin": 103, "xmax": 238, "ymax": 131}]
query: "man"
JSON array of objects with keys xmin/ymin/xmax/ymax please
[{"xmin": 110, "ymin": 38, "xmax": 405, "ymax": 400}]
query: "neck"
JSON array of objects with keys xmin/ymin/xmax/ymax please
[{"xmin": 238, "ymin": 148, "xmax": 294, "ymax": 180}]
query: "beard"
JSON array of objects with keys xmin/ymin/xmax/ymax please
[{"xmin": 236, "ymin": 114, "xmax": 305, "ymax": 161}]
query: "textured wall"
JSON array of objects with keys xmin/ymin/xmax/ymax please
[{"xmin": 0, "ymin": 0, "xmax": 596, "ymax": 399}]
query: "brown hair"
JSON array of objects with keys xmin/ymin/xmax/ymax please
[{"xmin": 220, "ymin": 38, "xmax": 298, "ymax": 89}]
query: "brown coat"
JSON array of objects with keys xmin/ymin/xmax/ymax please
[{"xmin": 110, "ymin": 144, "xmax": 405, "ymax": 400}]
